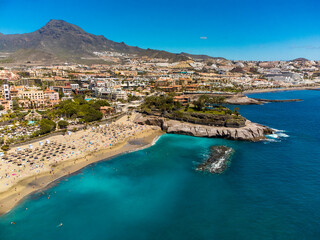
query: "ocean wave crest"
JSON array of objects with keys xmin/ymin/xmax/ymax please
[{"xmin": 265, "ymin": 129, "xmax": 289, "ymax": 142}]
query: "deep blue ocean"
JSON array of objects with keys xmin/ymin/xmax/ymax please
[{"xmin": 0, "ymin": 90, "xmax": 320, "ymax": 240}]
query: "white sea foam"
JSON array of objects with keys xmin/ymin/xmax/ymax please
[
  {"xmin": 272, "ymin": 128, "xmax": 285, "ymax": 133},
  {"xmin": 267, "ymin": 134, "xmax": 279, "ymax": 139},
  {"xmin": 127, "ymin": 134, "xmax": 162, "ymax": 153},
  {"xmin": 263, "ymin": 138, "xmax": 280, "ymax": 144},
  {"xmin": 151, "ymin": 135, "xmax": 162, "ymax": 146},
  {"xmin": 277, "ymin": 133, "xmax": 289, "ymax": 138},
  {"xmin": 265, "ymin": 128, "xmax": 289, "ymax": 143}
]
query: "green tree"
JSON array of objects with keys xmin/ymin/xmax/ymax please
[
  {"xmin": 193, "ymin": 99, "xmax": 205, "ymax": 111},
  {"xmin": 1, "ymin": 145, "xmax": 9, "ymax": 151},
  {"xmin": 58, "ymin": 120, "xmax": 69, "ymax": 129},
  {"xmin": 127, "ymin": 94, "xmax": 141, "ymax": 102},
  {"xmin": 83, "ymin": 107, "xmax": 103, "ymax": 122},
  {"xmin": 141, "ymin": 95, "xmax": 181, "ymax": 114},
  {"xmin": 12, "ymin": 100, "xmax": 20, "ymax": 111},
  {"xmin": 58, "ymin": 89, "xmax": 64, "ymax": 99},
  {"xmin": 89, "ymin": 99, "xmax": 110, "ymax": 111},
  {"xmin": 50, "ymin": 99, "xmax": 105, "ymax": 122},
  {"xmin": 39, "ymin": 119, "xmax": 56, "ymax": 135}
]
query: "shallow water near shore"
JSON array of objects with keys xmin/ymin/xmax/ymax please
[{"xmin": 0, "ymin": 90, "xmax": 320, "ymax": 239}]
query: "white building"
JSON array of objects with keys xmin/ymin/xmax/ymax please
[{"xmin": 3, "ymin": 84, "xmax": 10, "ymax": 100}]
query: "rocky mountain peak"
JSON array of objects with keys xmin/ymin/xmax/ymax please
[
  {"xmin": 0, "ymin": 20, "xmax": 210, "ymax": 63},
  {"xmin": 37, "ymin": 19, "xmax": 85, "ymax": 35}
]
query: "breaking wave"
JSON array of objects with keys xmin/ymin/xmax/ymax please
[{"xmin": 265, "ymin": 129, "xmax": 289, "ymax": 143}]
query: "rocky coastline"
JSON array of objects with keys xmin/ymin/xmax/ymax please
[
  {"xmin": 135, "ymin": 114, "xmax": 273, "ymax": 141},
  {"xmin": 225, "ymin": 95, "xmax": 302, "ymax": 105},
  {"xmin": 225, "ymin": 96, "xmax": 262, "ymax": 105},
  {"xmin": 252, "ymin": 98, "xmax": 302, "ymax": 103}
]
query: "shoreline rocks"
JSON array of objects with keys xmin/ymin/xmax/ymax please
[
  {"xmin": 225, "ymin": 95, "xmax": 302, "ymax": 105},
  {"xmin": 135, "ymin": 115, "xmax": 273, "ymax": 142},
  {"xmin": 196, "ymin": 146, "xmax": 234, "ymax": 174},
  {"xmin": 225, "ymin": 96, "xmax": 262, "ymax": 105},
  {"xmin": 252, "ymin": 98, "xmax": 302, "ymax": 103}
]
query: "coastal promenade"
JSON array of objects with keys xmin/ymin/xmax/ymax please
[{"xmin": 0, "ymin": 114, "xmax": 163, "ymax": 215}]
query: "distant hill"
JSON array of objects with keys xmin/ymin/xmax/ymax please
[
  {"xmin": 138, "ymin": 49, "xmax": 188, "ymax": 62},
  {"xmin": 291, "ymin": 58, "xmax": 309, "ymax": 62},
  {"xmin": 180, "ymin": 52, "xmax": 225, "ymax": 61},
  {"xmin": 0, "ymin": 20, "xmax": 197, "ymax": 63}
]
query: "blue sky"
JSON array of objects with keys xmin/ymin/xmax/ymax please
[{"xmin": 0, "ymin": 0, "xmax": 319, "ymax": 60}]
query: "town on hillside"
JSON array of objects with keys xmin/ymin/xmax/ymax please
[{"xmin": 0, "ymin": 56, "xmax": 319, "ymax": 150}]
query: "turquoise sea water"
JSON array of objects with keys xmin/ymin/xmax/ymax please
[{"xmin": 1, "ymin": 90, "xmax": 320, "ymax": 240}]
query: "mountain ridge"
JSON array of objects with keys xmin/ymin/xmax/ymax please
[{"xmin": 0, "ymin": 19, "xmax": 218, "ymax": 63}]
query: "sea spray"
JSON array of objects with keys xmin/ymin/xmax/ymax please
[
  {"xmin": 196, "ymin": 146, "xmax": 234, "ymax": 174},
  {"xmin": 265, "ymin": 129, "xmax": 289, "ymax": 141}
]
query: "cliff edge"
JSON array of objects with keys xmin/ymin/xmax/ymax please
[{"xmin": 135, "ymin": 114, "xmax": 273, "ymax": 141}]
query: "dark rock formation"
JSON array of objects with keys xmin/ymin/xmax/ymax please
[{"xmin": 196, "ymin": 146, "xmax": 234, "ymax": 174}]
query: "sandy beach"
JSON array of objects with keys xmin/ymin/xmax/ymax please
[
  {"xmin": 243, "ymin": 85, "xmax": 320, "ymax": 94},
  {"xmin": 0, "ymin": 114, "xmax": 163, "ymax": 216}
]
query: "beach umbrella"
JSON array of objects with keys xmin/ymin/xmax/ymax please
[
  {"xmin": 39, "ymin": 142, "xmax": 43, "ymax": 146},
  {"xmin": 29, "ymin": 144, "xmax": 33, "ymax": 149},
  {"xmin": 46, "ymin": 140, "xmax": 50, "ymax": 144},
  {"xmin": 16, "ymin": 147, "xmax": 21, "ymax": 152}
]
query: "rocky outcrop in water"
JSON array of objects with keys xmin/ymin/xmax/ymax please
[
  {"xmin": 225, "ymin": 95, "xmax": 302, "ymax": 105},
  {"xmin": 196, "ymin": 146, "xmax": 234, "ymax": 174},
  {"xmin": 135, "ymin": 115, "xmax": 273, "ymax": 141},
  {"xmin": 252, "ymin": 98, "xmax": 302, "ymax": 103},
  {"xmin": 225, "ymin": 96, "xmax": 262, "ymax": 105}
]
